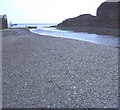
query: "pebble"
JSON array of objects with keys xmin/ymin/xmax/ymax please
[{"xmin": 2, "ymin": 29, "xmax": 118, "ymax": 108}]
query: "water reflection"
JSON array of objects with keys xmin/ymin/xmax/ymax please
[
  {"xmin": 13, "ymin": 23, "xmax": 119, "ymax": 47},
  {"xmin": 31, "ymin": 24, "xmax": 119, "ymax": 47}
]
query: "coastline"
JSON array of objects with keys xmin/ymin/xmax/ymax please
[
  {"xmin": 56, "ymin": 26, "xmax": 119, "ymax": 37},
  {"xmin": 2, "ymin": 28, "xmax": 118, "ymax": 108},
  {"xmin": 55, "ymin": 2, "xmax": 119, "ymax": 37}
]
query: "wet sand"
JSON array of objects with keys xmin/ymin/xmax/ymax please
[{"xmin": 2, "ymin": 28, "xmax": 118, "ymax": 108}]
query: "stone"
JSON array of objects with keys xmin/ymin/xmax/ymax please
[{"xmin": 0, "ymin": 14, "xmax": 8, "ymax": 29}]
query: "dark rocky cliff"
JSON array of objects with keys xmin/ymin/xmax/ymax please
[
  {"xmin": 57, "ymin": 1, "xmax": 119, "ymax": 29},
  {"xmin": 96, "ymin": 2, "xmax": 119, "ymax": 28},
  {"xmin": 0, "ymin": 14, "xmax": 8, "ymax": 29},
  {"xmin": 97, "ymin": 2, "xmax": 118, "ymax": 21}
]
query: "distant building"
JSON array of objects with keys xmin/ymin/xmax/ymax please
[{"xmin": 0, "ymin": 14, "xmax": 8, "ymax": 29}]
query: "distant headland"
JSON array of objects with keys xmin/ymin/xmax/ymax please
[{"xmin": 56, "ymin": 1, "xmax": 120, "ymax": 36}]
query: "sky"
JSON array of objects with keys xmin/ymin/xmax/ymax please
[{"xmin": 0, "ymin": 0, "xmax": 106, "ymax": 23}]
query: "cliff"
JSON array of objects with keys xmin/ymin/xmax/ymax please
[
  {"xmin": 57, "ymin": 14, "xmax": 98, "ymax": 27},
  {"xmin": 96, "ymin": 2, "xmax": 119, "ymax": 28},
  {"xmin": 57, "ymin": 1, "xmax": 120, "ymax": 36},
  {"xmin": 0, "ymin": 14, "xmax": 8, "ymax": 29},
  {"xmin": 97, "ymin": 2, "xmax": 118, "ymax": 21}
]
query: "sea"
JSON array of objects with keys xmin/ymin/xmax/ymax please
[{"xmin": 12, "ymin": 23, "xmax": 119, "ymax": 47}]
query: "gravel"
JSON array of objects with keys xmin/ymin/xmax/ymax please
[{"xmin": 2, "ymin": 28, "xmax": 118, "ymax": 108}]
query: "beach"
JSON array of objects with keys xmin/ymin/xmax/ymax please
[{"xmin": 2, "ymin": 28, "xmax": 118, "ymax": 108}]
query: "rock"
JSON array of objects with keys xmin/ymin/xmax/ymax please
[
  {"xmin": 96, "ymin": 2, "xmax": 119, "ymax": 28},
  {"xmin": 0, "ymin": 14, "xmax": 8, "ymax": 29},
  {"xmin": 57, "ymin": 1, "xmax": 120, "ymax": 29},
  {"xmin": 97, "ymin": 2, "xmax": 118, "ymax": 21},
  {"xmin": 58, "ymin": 14, "xmax": 97, "ymax": 27}
]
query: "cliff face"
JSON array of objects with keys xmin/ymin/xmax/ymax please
[
  {"xmin": 97, "ymin": 2, "xmax": 118, "ymax": 21},
  {"xmin": 96, "ymin": 2, "xmax": 119, "ymax": 28},
  {"xmin": 57, "ymin": 2, "xmax": 119, "ymax": 29},
  {"xmin": 58, "ymin": 14, "xmax": 97, "ymax": 27},
  {"xmin": 0, "ymin": 15, "xmax": 8, "ymax": 29}
]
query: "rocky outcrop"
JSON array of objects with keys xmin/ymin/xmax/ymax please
[
  {"xmin": 57, "ymin": 1, "xmax": 120, "ymax": 32},
  {"xmin": 57, "ymin": 14, "xmax": 100, "ymax": 28},
  {"xmin": 96, "ymin": 2, "xmax": 119, "ymax": 28},
  {"xmin": 0, "ymin": 14, "xmax": 8, "ymax": 29},
  {"xmin": 97, "ymin": 2, "xmax": 118, "ymax": 21}
]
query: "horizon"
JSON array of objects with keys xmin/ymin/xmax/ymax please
[{"xmin": 0, "ymin": 0, "xmax": 106, "ymax": 24}]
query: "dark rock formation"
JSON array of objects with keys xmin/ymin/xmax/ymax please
[
  {"xmin": 96, "ymin": 2, "xmax": 119, "ymax": 28},
  {"xmin": 58, "ymin": 14, "xmax": 99, "ymax": 27},
  {"xmin": 97, "ymin": 2, "xmax": 118, "ymax": 21},
  {"xmin": 0, "ymin": 14, "xmax": 8, "ymax": 29},
  {"xmin": 57, "ymin": 1, "xmax": 120, "ymax": 35}
]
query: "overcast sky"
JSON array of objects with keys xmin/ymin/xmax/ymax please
[{"xmin": 0, "ymin": 0, "xmax": 106, "ymax": 23}]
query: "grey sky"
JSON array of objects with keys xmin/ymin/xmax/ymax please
[{"xmin": 0, "ymin": 0, "xmax": 106, "ymax": 23}]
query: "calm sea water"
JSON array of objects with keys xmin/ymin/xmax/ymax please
[{"xmin": 13, "ymin": 23, "xmax": 119, "ymax": 47}]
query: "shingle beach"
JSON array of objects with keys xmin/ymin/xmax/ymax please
[{"xmin": 2, "ymin": 28, "xmax": 118, "ymax": 108}]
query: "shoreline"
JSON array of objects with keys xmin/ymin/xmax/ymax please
[
  {"xmin": 2, "ymin": 28, "xmax": 118, "ymax": 108},
  {"xmin": 32, "ymin": 26, "xmax": 120, "ymax": 48},
  {"xmin": 56, "ymin": 26, "xmax": 119, "ymax": 37}
]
